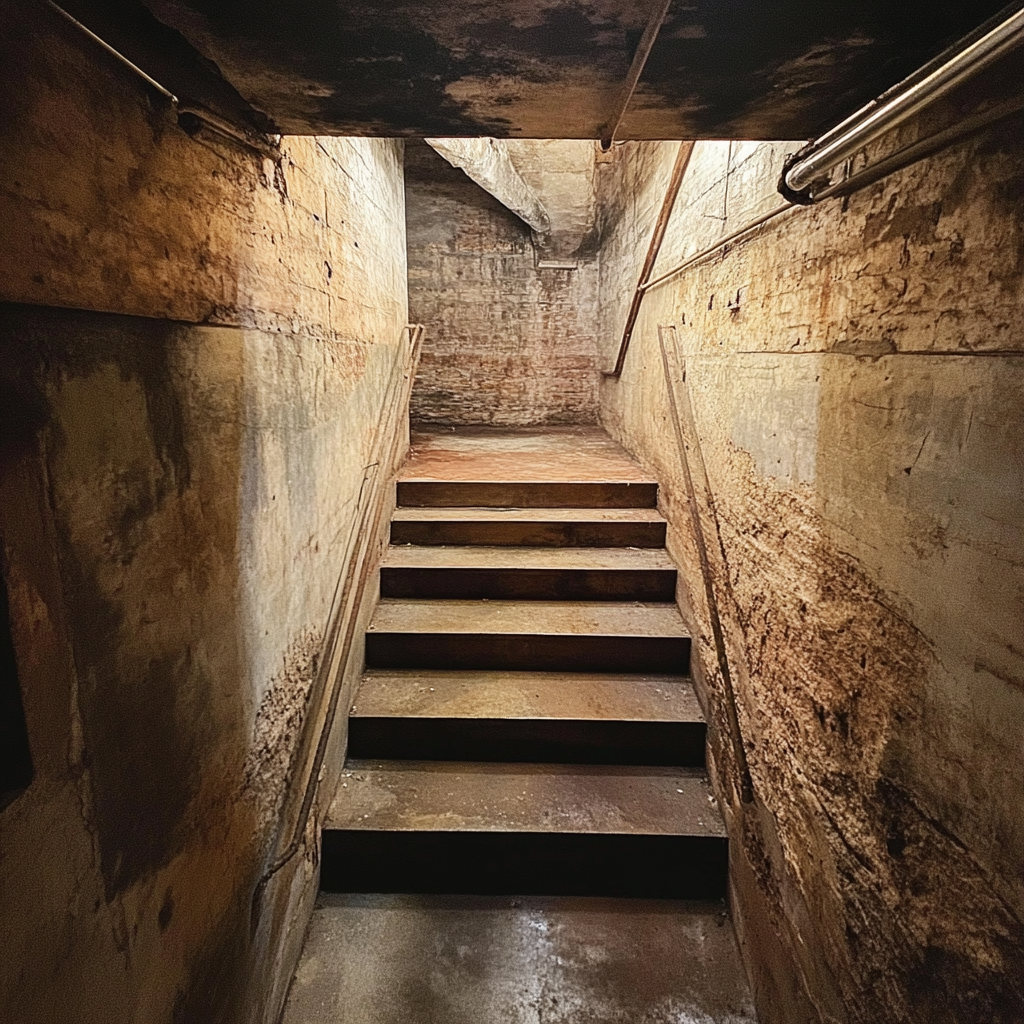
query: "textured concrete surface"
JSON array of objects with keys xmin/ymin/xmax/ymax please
[
  {"xmin": 369, "ymin": 599, "xmax": 687, "ymax": 638},
  {"xmin": 599, "ymin": 129, "xmax": 1024, "ymax": 1021},
  {"xmin": 426, "ymin": 139, "xmax": 550, "ymax": 233},
  {"xmin": 0, "ymin": 5, "xmax": 408, "ymax": 1023},
  {"xmin": 403, "ymin": 427, "xmax": 653, "ymax": 482},
  {"xmin": 328, "ymin": 761, "xmax": 722, "ymax": 836},
  {"xmin": 283, "ymin": 894, "xmax": 756, "ymax": 1024},
  {"xmin": 352, "ymin": 670, "xmax": 701, "ymax": 722}
]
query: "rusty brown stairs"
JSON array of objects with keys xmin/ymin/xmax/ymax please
[
  {"xmin": 322, "ymin": 429, "xmax": 727, "ymax": 896},
  {"xmin": 280, "ymin": 429, "xmax": 758, "ymax": 1021}
]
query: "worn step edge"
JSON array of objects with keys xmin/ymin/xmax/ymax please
[
  {"xmin": 382, "ymin": 546, "xmax": 676, "ymax": 570},
  {"xmin": 391, "ymin": 508, "xmax": 667, "ymax": 523},
  {"xmin": 327, "ymin": 760, "xmax": 724, "ymax": 837},
  {"xmin": 351, "ymin": 670, "xmax": 701, "ymax": 722},
  {"xmin": 368, "ymin": 599, "xmax": 688, "ymax": 637}
]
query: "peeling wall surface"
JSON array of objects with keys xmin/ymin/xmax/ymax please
[
  {"xmin": 599, "ymin": 130, "xmax": 1024, "ymax": 1022},
  {"xmin": 0, "ymin": 3, "xmax": 408, "ymax": 1022},
  {"xmin": 406, "ymin": 141, "xmax": 601, "ymax": 426}
]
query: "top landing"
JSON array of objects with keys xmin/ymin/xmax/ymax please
[{"xmin": 402, "ymin": 427, "xmax": 654, "ymax": 485}]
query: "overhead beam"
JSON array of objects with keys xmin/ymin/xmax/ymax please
[{"xmin": 426, "ymin": 139, "xmax": 551, "ymax": 234}]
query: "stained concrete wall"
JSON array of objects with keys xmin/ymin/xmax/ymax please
[
  {"xmin": 599, "ymin": 131, "xmax": 1024, "ymax": 1021},
  {"xmin": 406, "ymin": 141, "xmax": 601, "ymax": 426},
  {"xmin": 0, "ymin": 3, "xmax": 408, "ymax": 1022}
]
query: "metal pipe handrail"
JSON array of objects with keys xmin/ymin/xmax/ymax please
[
  {"xmin": 658, "ymin": 325, "xmax": 753, "ymax": 805},
  {"xmin": 641, "ymin": 201, "xmax": 796, "ymax": 293},
  {"xmin": 252, "ymin": 325, "xmax": 424, "ymax": 915},
  {"xmin": 607, "ymin": 141, "xmax": 695, "ymax": 376},
  {"xmin": 783, "ymin": 3, "xmax": 1024, "ymax": 199},
  {"xmin": 46, "ymin": 0, "xmax": 281, "ymax": 156},
  {"xmin": 643, "ymin": 84, "xmax": 1024, "ymax": 295},
  {"xmin": 46, "ymin": 0, "xmax": 177, "ymax": 101}
]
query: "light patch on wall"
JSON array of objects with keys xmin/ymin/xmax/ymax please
[{"xmin": 726, "ymin": 356, "xmax": 822, "ymax": 488}]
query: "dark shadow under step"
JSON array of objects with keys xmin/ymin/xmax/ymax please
[
  {"xmin": 397, "ymin": 480, "xmax": 658, "ymax": 509},
  {"xmin": 365, "ymin": 600, "xmax": 691, "ymax": 674},
  {"xmin": 390, "ymin": 507, "xmax": 667, "ymax": 548},
  {"xmin": 321, "ymin": 830, "xmax": 727, "ymax": 898},
  {"xmin": 380, "ymin": 546, "xmax": 677, "ymax": 601}
]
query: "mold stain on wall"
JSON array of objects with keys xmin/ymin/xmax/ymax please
[{"xmin": 0, "ymin": 3, "xmax": 410, "ymax": 1022}]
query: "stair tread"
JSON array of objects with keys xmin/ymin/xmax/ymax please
[
  {"xmin": 282, "ymin": 895, "xmax": 757, "ymax": 1024},
  {"xmin": 368, "ymin": 599, "xmax": 688, "ymax": 637},
  {"xmin": 327, "ymin": 760, "xmax": 724, "ymax": 837},
  {"xmin": 403, "ymin": 427, "xmax": 655, "ymax": 483},
  {"xmin": 352, "ymin": 670, "xmax": 702, "ymax": 723},
  {"xmin": 382, "ymin": 545, "xmax": 676, "ymax": 570},
  {"xmin": 392, "ymin": 507, "xmax": 666, "ymax": 522}
]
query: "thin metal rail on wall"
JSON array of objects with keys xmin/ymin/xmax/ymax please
[{"xmin": 606, "ymin": 1, "xmax": 1024, "ymax": 377}]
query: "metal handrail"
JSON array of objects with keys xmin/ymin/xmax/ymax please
[
  {"xmin": 658, "ymin": 325, "xmax": 753, "ymax": 804},
  {"xmin": 606, "ymin": 141, "xmax": 695, "ymax": 377},
  {"xmin": 782, "ymin": 3, "xmax": 1024, "ymax": 201},
  {"xmin": 252, "ymin": 325, "xmax": 424, "ymax": 915}
]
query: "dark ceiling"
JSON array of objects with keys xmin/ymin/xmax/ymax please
[{"xmin": 64, "ymin": 0, "xmax": 1017, "ymax": 138}]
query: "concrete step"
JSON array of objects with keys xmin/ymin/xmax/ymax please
[
  {"xmin": 380, "ymin": 545, "xmax": 677, "ymax": 601},
  {"xmin": 365, "ymin": 599, "xmax": 691, "ymax": 674},
  {"xmin": 323, "ymin": 760, "xmax": 726, "ymax": 897},
  {"xmin": 282, "ymin": 894, "xmax": 758, "ymax": 1024},
  {"xmin": 390, "ymin": 506, "xmax": 668, "ymax": 548},
  {"xmin": 397, "ymin": 479, "xmax": 658, "ymax": 508},
  {"xmin": 348, "ymin": 669, "xmax": 705, "ymax": 765}
]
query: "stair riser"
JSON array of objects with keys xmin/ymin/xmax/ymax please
[
  {"xmin": 348, "ymin": 718, "xmax": 706, "ymax": 766},
  {"xmin": 397, "ymin": 481, "xmax": 658, "ymax": 509},
  {"xmin": 380, "ymin": 567, "xmax": 677, "ymax": 602},
  {"xmin": 365, "ymin": 633, "xmax": 691, "ymax": 674},
  {"xmin": 390, "ymin": 520, "xmax": 667, "ymax": 548},
  {"xmin": 321, "ymin": 831, "xmax": 727, "ymax": 898}
]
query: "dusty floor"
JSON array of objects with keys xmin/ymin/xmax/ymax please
[
  {"xmin": 402, "ymin": 427, "xmax": 654, "ymax": 483},
  {"xmin": 282, "ymin": 894, "xmax": 757, "ymax": 1024}
]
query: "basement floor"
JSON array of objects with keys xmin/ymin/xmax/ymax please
[
  {"xmin": 283, "ymin": 894, "xmax": 757, "ymax": 1024},
  {"xmin": 401, "ymin": 425, "xmax": 654, "ymax": 484}
]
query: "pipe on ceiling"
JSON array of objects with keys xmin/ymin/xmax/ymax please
[
  {"xmin": 780, "ymin": 2, "xmax": 1024, "ymax": 203},
  {"xmin": 600, "ymin": 0, "xmax": 673, "ymax": 150}
]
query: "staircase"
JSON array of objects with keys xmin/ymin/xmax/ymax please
[{"xmin": 283, "ymin": 427, "xmax": 756, "ymax": 1023}]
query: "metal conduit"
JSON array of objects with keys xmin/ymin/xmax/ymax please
[
  {"xmin": 46, "ymin": 0, "xmax": 281, "ymax": 157},
  {"xmin": 782, "ymin": 2, "xmax": 1024, "ymax": 202},
  {"xmin": 600, "ymin": 0, "xmax": 672, "ymax": 150}
]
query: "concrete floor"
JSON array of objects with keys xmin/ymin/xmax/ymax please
[
  {"xmin": 403, "ymin": 427, "xmax": 655, "ymax": 483},
  {"xmin": 282, "ymin": 894, "xmax": 758, "ymax": 1024}
]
